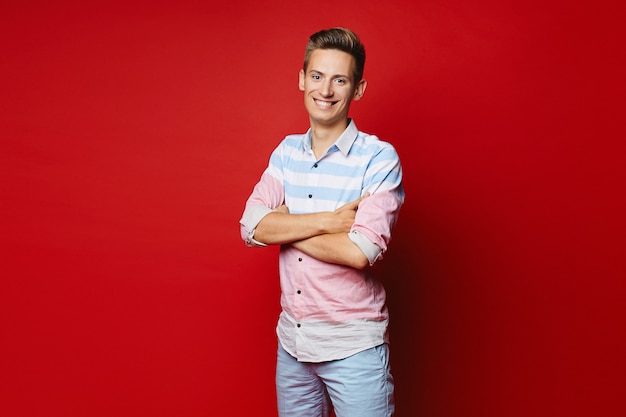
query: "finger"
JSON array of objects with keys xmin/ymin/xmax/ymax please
[
  {"xmin": 355, "ymin": 192, "xmax": 370, "ymax": 204},
  {"xmin": 354, "ymin": 192, "xmax": 370, "ymax": 204}
]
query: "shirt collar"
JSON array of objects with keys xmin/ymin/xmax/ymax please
[{"xmin": 304, "ymin": 119, "xmax": 359, "ymax": 156}]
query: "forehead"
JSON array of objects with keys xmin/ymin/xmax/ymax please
[{"xmin": 306, "ymin": 49, "xmax": 355, "ymax": 78}]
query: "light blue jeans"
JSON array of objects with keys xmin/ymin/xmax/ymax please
[{"xmin": 276, "ymin": 343, "xmax": 395, "ymax": 417}]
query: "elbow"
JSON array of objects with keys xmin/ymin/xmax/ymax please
[{"xmin": 351, "ymin": 253, "xmax": 370, "ymax": 270}]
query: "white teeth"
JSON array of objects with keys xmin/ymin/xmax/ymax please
[{"xmin": 316, "ymin": 100, "xmax": 333, "ymax": 108}]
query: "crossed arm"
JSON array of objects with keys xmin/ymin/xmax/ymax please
[{"xmin": 253, "ymin": 196, "xmax": 371, "ymax": 270}]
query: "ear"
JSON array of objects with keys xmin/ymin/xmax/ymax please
[
  {"xmin": 353, "ymin": 79, "xmax": 367, "ymax": 101},
  {"xmin": 299, "ymin": 69, "xmax": 305, "ymax": 91}
]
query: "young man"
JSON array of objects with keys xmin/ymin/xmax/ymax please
[{"xmin": 240, "ymin": 28, "xmax": 404, "ymax": 417}]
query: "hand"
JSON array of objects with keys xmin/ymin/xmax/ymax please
[{"xmin": 324, "ymin": 193, "xmax": 369, "ymax": 234}]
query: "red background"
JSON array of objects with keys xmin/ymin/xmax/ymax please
[{"xmin": 1, "ymin": 1, "xmax": 625, "ymax": 416}]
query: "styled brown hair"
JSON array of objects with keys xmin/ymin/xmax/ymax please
[{"xmin": 303, "ymin": 28, "xmax": 366, "ymax": 84}]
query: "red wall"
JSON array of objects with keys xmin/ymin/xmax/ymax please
[{"xmin": 1, "ymin": 1, "xmax": 624, "ymax": 416}]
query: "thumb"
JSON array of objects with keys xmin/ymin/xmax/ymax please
[{"xmin": 356, "ymin": 192, "xmax": 370, "ymax": 204}]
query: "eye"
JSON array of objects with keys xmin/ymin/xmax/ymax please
[
  {"xmin": 334, "ymin": 78, "xmax": 347, "ymax": 85},
  {"xmin": 311, "ymin": 73, "xmax": 321, "ymax": 80}
]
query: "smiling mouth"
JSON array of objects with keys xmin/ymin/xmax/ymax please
[{"xmin": 314, "ymin": 99, "xmax": 336, "ymax": 108}]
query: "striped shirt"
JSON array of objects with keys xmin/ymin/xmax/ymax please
[{"xmin": 240, "ymin": 120, "xmax": 404, "ymax": 362}]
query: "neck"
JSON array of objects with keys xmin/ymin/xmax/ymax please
[{"xmin": 310, "ymin": 118, "xmax": 349, "ymax": 152}]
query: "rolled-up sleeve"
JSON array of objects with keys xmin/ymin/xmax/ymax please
[
  {"xmin": 350, "ymin": 145, "xmax": 404, "ymax": 263},
  {"xmin": 240, "ymin": 204, "xmax": 273, "ymax": 247},
  {"xmin": 240, "ymin": 170, "xmax": 285, "ymax": 247},
  {"xmin": 351, "ymin": 189, "xmax": 403, "ymax": 260},
  {"xmin": 348, "ymin": 229, "xmax": 383, "ymax": 265}
]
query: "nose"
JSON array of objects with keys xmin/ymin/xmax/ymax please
[{"xmin": 320, "ymin": 79, "xmax": 333, "ymax": 97}]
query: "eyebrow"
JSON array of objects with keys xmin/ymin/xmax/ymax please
[{"xmin": 309, "ymin": 69, "xmax": 352, "ymax": 80}]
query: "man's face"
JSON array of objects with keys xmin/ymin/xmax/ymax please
[{"xmin": 299, "ymin": 49, "xmax": 366, "ymax": 128}]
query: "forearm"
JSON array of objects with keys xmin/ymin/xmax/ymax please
[
  {"xmin": 291, "ymin": 233, "xmax": 369, "ymax": 270},
  {"xmin": 253, "ymin": 211, "xmax": 336, "ymax": 245},
  {"xmin": 253, "ymin": 195, "xmax": 366, "ymax": 245}
]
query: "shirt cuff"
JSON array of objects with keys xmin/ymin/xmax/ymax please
[
  {"xmin": 240, "ymin": 204, "xmax": 274, "ymax": 247},
  {"xmin": 348, "ymin": 230, "xmax": 383, "ymax": 265}
]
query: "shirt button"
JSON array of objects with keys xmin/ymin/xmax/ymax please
[
  {"xmin": 313, "ymin": 163, "xmax": 318, "ymax": 168},
  {"xmin": 298, "ymin": 257, "xmax": 302, "ymax": 262},
  {"xmin": 297, "ymin": 323, "xmax": 301, "ymax": 328},
  {"xmin": 308, "ymin": 194, "xmax": 313, "ymax": 198},
  {"xmin": 297, "ymin": 290, "xmax": 301, "ymax": 294}
]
